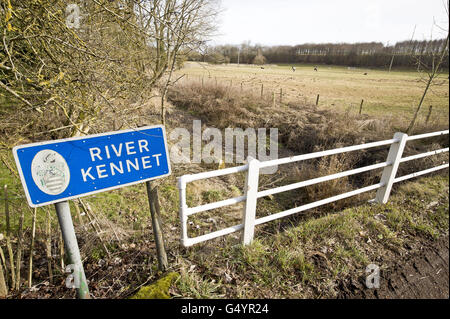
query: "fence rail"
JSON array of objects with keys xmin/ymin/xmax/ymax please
[{"xmin": 177, "ymin": 130, "xmax": 449, "ymax": 247}]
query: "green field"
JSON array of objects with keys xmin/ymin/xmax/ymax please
[{"xmin": 177, "ymin": 62, "xmax": 449, "ymax": 123}]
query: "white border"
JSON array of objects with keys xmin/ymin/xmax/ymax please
[{"xmin": 13, "ymin": 125, "xmax": 172, "ymax": 208}]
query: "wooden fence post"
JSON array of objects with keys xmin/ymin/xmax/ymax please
[
  {"xmin": 242, "ymin": 157, "xmax": 260, "ymax": 245},
  {"xmin": 359, "ymin": 99, "xmax": 364, "ymax": 115},
  {"xmin": 316, "ymin": 94, "xmax": 320, "ymax": 106},
  {"xmin": 146, "ymin": 182, "xmax": 168, "ymax": 271},
  {"xmin": 375, "ymin": 132, "xmax": 408, "ymax": 204},
  {"xmin": 425, "ymin": 105, "xmax": 433, "ymax": 124}
]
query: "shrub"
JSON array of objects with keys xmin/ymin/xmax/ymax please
[{"xmin": 253, "ymin": 54, "xmax": 267, "ymax": 65}]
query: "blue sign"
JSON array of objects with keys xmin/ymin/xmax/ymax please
[{"xmin": 13, "ymin": 125, "xmax": 171, "ymax": 207}]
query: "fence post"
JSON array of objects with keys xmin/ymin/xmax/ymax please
[
  {"xmin": 146, "ymin": 181, "xmax": 168, "ymax": 271},
  {"xmin": 375, "ymin": 132, "xmax": 408, "ymax": 204},
  {"xmin": 425, "ymin": 105, "xmax": 433, "ymax": 124},
  {"xmin": 242, "ymin": 157, "xmax": 260, "ymax": 245},
  {"xmin": 177, "ymin": 176, "xmax": 189, "ymax": 247}
]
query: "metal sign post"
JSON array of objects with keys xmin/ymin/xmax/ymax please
[
  {"xmin": 145, "ymin": 181, "xmax": 168, "ymax": 271},
  {"xmin": 12, "ymin": 125, "xmax": 171, "ymax": 298},
  {"xmin": 55, "ymin": 201, "xmax": 89, "ymax": 299}
]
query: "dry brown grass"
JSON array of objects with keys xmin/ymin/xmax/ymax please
[
  {"xmin": 176, "ymin": 62, "xmax": 449, "ymax": 122},
  {"xmin": 168, "ymin": 80, "xmax": 449, "ymax": 215}
]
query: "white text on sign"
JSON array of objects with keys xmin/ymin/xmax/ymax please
[{"xmin": 81, "ymin": 140, "xmax": 162, "ymax": 182}]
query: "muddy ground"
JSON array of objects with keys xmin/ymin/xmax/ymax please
[{"xmin": 338, "ymin": 235, "xmax": 449, "ymax": 299}]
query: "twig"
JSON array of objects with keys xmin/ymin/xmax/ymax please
[
  {"xmin": 45, "ymin": 208, "xmax": 53, "ymax": 284},
  {"xmin": 28, "ymin": 208, "xmax": 37, "ymax": 288},
  {"xmin": 4, "ymin": 185, "xmax": 15, "ymax": 290},
  {"xmin": 0, "ymin": 251, "xmax": 7, "ymax": 297},
  {"xmin": 73, "ymin": 200, "xmax": 85, "ymax": 228},
  {"xmin": 0, "ymin": 247, "xmax": 8, "ymax": 289},
  {"xmin": 59, "ymin": 231, "xmax": 64, "ymax": 272},
  {"xmin": 15, "ymin": 209, "xmax": 24, "ymax": 290},
  {"xmin": 78, "ymin": 199, "xmax": 111, "ymax": 257},
  {"xmin": 0, "ymin": 81, "xmax": 40, "ymax": 113},
  {"xmin": 0, "ymin": 156, "xmax": 19, "ymax": 178}
]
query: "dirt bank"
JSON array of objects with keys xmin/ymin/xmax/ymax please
[{"xmin": 338, "ymin": 235, "xmax": 449, "ymax": 299}]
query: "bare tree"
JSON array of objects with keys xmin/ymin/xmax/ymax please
[
  {"xmin": 133, "ymin": 0, "xmax": 219, "ymax": 125},
  {"xmin": 1, "ymin": 1, "xmax": 155, "ymax": 141},
  {"xmin": 1, "ymin": 1, "xmax": 218, "ymax": 142},
  {"xmin": 406, "ymin": 1, "xmax": 449, "ymax": 134}
]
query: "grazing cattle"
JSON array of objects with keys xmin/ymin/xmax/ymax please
[
  {"xmin": 364, "ymin": 72, "xmax": 368, "ymax": 75},
  {"xmin": 260, "ymin": 67, "xmax": 265, "ymax": 69},
  {"xmin": 314, "ymin": 67, "xmax": 318, "ymax": 72},
  {"xmin": 292, "ymin": 66, "xmax": 296, "ymax": 72}
]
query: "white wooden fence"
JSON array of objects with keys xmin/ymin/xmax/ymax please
[{"xmin": 177, "ymin": 130, "xmax": 449, "ymax": 247}]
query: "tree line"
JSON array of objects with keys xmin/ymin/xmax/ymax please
[{"xmin": 190, "ymin": 39, "xmax": 449, "ymax": 69}]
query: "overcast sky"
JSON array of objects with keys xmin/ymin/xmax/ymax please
[{"xmin": 212, "ymin": 0, "xmax": 449, "ymax": 46}]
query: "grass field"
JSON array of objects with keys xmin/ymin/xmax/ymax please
[{"xmin": 177, "ymin": 62, "xmax": 449, "ymax": 123}]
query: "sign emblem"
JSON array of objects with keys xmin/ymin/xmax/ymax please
[{"xmin": 31, "ymin": 150, "xmax": 70, "ymax": 195}]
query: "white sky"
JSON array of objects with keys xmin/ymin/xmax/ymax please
[{"xmin": 213, "ymin": 0, "xmax": 449, "ymax": 46}]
